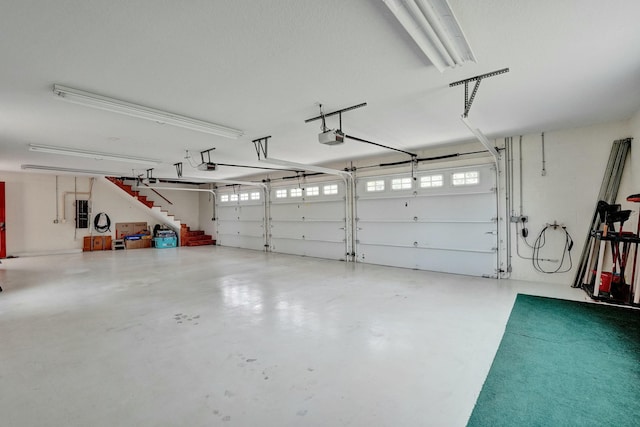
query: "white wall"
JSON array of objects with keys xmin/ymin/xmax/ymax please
[
  {"xmin": 134, "ymin": 182, "xmax": 200, "ymax": 229},
  {"xmin": 506, "ymin": 120, "xmax": 632, "ymax": 284},
  {"xmin": 198, "ymin": 185, "xmax": 217, "ymax": 238},
  {"xmin": 0, "ymin": 172, "xmax": 159, "ymax": 256}
]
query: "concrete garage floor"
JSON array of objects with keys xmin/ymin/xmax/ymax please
[{"xmin": 0, "ymin": 247, "xmax": 586, "ymax": 427}]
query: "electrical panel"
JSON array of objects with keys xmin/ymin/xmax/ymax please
[{"xmin": 75, "ymin": 199, "xmax": 90, "ymax": 229}]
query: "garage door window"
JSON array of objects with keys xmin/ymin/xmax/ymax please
[
  {"xmin": 290, "ymin": 188, "xmax": 302, "ymax": 197},
  {"xmin": 276, "ymin": 189, "xmax": 287, "ymax": 198},
  {"xmin": 240, "ymin": 193, "xmax": 249, "ymax": 201},
  {"xmin": 250, "ymin": 192, "xmax": 260, "ymax": 200},
  {"xmin": 366, "ymin": 180, "xmax": 385, "ymax": 192},
  {"xmin": 306, "ymin": 186, "xmax": 319, "ymax": 196},
  {"xmin": 420, "ymin": 174, "xmax": 443, "ymax": 188},
  {"xmin": 230, "ymin": 194, "xmax": 239, "ymax": 202},
  {"xmin": 324, "ymin": 184, "xmax": 338, "ymax": 195},
  {"xmin": 391, "ymin": 177, "xmax": 412, "ymax": 190},
  {"xmin": 452, "ymin": 171, "xmax": 479, "ymax": 186},
  {"xmin": 220, "ymin": 194, "xmax": 229, "ymax": 202}
]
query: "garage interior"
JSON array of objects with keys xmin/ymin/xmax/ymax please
[{"xmin": 1, "ymin": 1, "xmax": 639, "ymax": 426}]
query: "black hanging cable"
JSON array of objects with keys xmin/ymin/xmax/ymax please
[
  {"xmin": 344, "ymin": 134, "xmax": 417, "ymax": 157},
  {"xmin": 531, "ymin": 225, "xmax": 574, "ymax": 274},
  {"xmin": 94, "ymin": 212, "xmax": 111, "ymax": 233}
]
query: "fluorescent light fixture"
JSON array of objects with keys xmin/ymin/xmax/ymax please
[
  {"xmin": 460, "ymin": 117, "xmax": 499, "ymax": 158},
  {"xmin": 21, "ymin": 164, "xmax": 122, "ymax": 175},
  {"xmin": 382, "ymin": 0, "xmax": 475, "ymax": 72},
  {"xmin": 29, "ymin": 144, "xmax": 162, "ymax": 166},
  {"xmin": 53, "ymin": 84, "xmax": 244, "ymax": 139}
]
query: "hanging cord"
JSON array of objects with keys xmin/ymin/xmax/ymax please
[
  {"xmin": 184, "ymin": 150, "xmax": 200, "ymax": 168},
  {"xmin": 531, "ymin": 224, "xmax": 574, "ymax": 273},
  {"xmin": 94, "ymin": 212, "xmax": 111, "ymax": 233}
]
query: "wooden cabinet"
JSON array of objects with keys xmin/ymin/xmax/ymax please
[{"xmin": 83, "ymin": 235, "xmax": 112, "ymax": 251}]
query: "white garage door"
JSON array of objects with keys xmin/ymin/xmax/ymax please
[
  {"xmin": 217, "ymin": 189, "xmax": 266, "ymax": 251},
  {"xmin": 355, "ymin": 164, "xmax": 497, "ymax": 277},
  {"xmin": 270, "ymin": 180, "xmax": 347, "ymax": 260}
]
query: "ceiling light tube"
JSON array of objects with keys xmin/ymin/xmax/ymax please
[
  {"xmin": 383, "ymin": 0, "xmax": 475, "ymax": 72},
  {"xmin": 53, "ymin": 84, "xmax": 244, "ymax": 139},
  {"xmin": 29, "ymin": 144, "xmax": 162, "ymax": 166},
  {"xmin": 403, "ymin": 0, "xmax": 455, "ymax": 68},
  {"xmin": 21, "ymin": 164, "xmax": 122, "ymax": 175},
  {"xmin": 460, "ymin": 117, "xmax": 499, "ymax": 159}
]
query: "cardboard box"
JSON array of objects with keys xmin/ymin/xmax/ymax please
[
  {"xmin": 124, "ymin": 238, "xmax": 152, "ymax": 249},
  {"xmin": 115, "ymin": 222, "xmax": 148, "ymax": 239},
  {"xmin": 83, "ymin": 235, "xmax": 112, "ymax": 251}
]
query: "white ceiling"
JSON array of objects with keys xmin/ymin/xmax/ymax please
[{"xmin": 1, "ymin": 0, "xmax": 639, "ymax": 181}]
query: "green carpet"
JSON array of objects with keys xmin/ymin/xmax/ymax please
[{"xmin": 467, "ymin": 294, "xmax": 640, "ymax": 427}]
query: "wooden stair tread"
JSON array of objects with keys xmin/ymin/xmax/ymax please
[
  {"xmin": 187, "ymin": 234, "xmax": 213, "ymax": 242},
  {"xmin": 185, "ymin": 239, "xmax": 215, "ymax": 247}
]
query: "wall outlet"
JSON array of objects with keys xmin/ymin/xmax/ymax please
[{"xmin": 510, "ymin": 215, "xmax": 528, "ymax": 223}]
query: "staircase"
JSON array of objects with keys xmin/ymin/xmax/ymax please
[
  {"xmin": 181, "ymin": 224, "xmax": 216, "ymax": 247},
  {"xmin": 106, "ymin": 177, "xmax": 215, "ymax": 247}
]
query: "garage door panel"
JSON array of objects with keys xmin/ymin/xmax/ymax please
[
  {"xmin": 356, "ymin": 164, "xmax": 497, "ymax": 277},
  {"xmin": 301, "ymin": 201, "xmax": 344, "ymax": 219},
  {"xmin": 271, "ymin": 238, "xmax": 345, "ymax": 260},
  {"xmin": 217, "ymin": 193, "xmax": 266, "ymax": 251},
  {"xmin": 217, "ymin": 220, "xmax": 262, "ymax": 236},
  {"xmin": 410, "ymin": 194, "xmax": 495, "ymax": 221},
  {"xmin": 357, "ymin": 193, "xmax": 495, "ymax": 222},
  {"xmin": 358, "ymin": 245, "xmax": 495, "ymax": 277},
  {"xmin": 357, "ymin": 222, "xmax": 496, "ymax": 251},
  {"xmin": 271, "ymin": 221, "xmax": 344, "ymax": 241},
  {"xmin": 238, "ymin": 205, "xmax": 264, "ymax": 220},
  {"xmin": 217, "ymin": 234, "xmax": 264, "ymax": 250},
  {"xmin": 269, "ymin": 181, "xmax": 345, "ymax": 261},
  {"xmin": 218, "ymin": 206, "xmax": 241, "ymax": 221},
  {"xmin": 270, "ymin": 203, "xmax": 304, "ymax": 220},
  {"xmin": 271, "ymin": 201, "xmax": 343, "ymax": 221}
]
